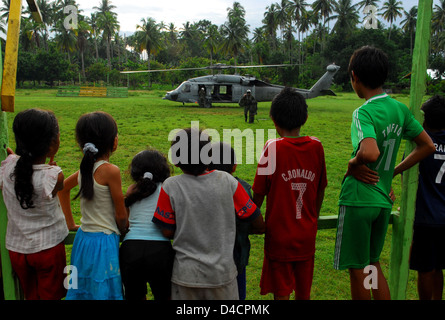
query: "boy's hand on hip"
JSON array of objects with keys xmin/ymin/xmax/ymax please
[{"xmin": 346, "ymin": 159, "xmax": 379, "ymax": 185}]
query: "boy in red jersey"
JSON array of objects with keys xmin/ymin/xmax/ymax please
[{"xmin": 252, "ymin": 87, "xmax": 327, "ymax": 300}]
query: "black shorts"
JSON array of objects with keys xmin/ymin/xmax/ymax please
[
  {"xmin": 120, "ymin": 240, "xmax": 175, "ymax": 300},
  {"xmin": 410, "ymin": 225, "xmax": 445, "ymax": 272}
]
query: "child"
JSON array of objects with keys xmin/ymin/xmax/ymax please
[
  {"xmin": 252, "ymin": 87, "xmax": 328, "ymax": 300},
  {"xmin": 0, "ymin": 108, "xmax": 75, "ymax": 300},
  {"xmin": 120, "ymin": 149, "xmax": 175, "ymax": 300},
  {"xmin": 208, "ymin": 141, "xmax": 253, "ymax": 300},
  {"xmin": 334, "ymin": 46, "xmax": 435, "ymax": 300},
  {"xmin": 409, "ymin": 95, "xmax": 445, "ymax": 300},
  {"xmin": 59, "ymin": 111, "xmax": 127, "ymax": 300},
  {"xmin": 152, "ymin": 128, "xmax": 265, "ymax": 300}
]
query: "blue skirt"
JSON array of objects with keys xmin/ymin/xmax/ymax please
[{"xmin": 66, "ymin": 228, "xmax": 123, "ymax": 300}]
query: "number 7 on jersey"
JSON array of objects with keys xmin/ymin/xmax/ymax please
[{"xmin": 291, "ymin": 183, "xmax": 307, "ymax": 219}]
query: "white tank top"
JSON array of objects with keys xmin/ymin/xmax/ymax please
[{"xmin": 79, "ymin": 160, "xmax": 120, "ymax": 235}]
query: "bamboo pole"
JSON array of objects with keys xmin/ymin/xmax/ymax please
[
  {"xmin": 389, "ymin": 0, "xmax": 433, "ymax": 300},
  {"xmin": 1, "ymin": 0, "xmax": 23, "ymax": 112},
  {"xmin": 0, "ymin": 40, "xmax": 22, "ymax": 301},
  {"xmin": 0, "ymin": 0, "xmax": 42, "ymax": 300}
]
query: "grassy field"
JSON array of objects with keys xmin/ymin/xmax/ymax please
[{"xmin": 7, "ymin": 88, "xmax": 428, "ymax": 300}]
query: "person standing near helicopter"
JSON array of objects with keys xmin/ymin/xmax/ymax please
[
  {"xmin": 198, "ymin": 87, "xmax": 206, "ymax": 108},
  {"xmin": 239, "ymin": 90, "xmax": 257, "ymax": 123}
]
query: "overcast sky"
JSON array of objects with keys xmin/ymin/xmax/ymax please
[{"xmin": 74, "ymin": 0, "xmax": 438, "ymax": 35}]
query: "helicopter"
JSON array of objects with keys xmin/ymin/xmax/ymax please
[{"xmin": 121, "ymin": 63, "xmax": 340, "ymax": 108}]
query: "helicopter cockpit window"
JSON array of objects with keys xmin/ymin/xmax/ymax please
[{"xmin": 182, "ymin": 83, "xmax": 191, "ymax": 93}]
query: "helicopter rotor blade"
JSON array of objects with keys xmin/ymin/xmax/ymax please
[
  {"xmin": 120, "ymin": 67, "xmax": 209, "ymax": 74},
  {"xmin": 120, "ymin": 63, "xmax": 301, "ymax": 74},
  {"xmin": 227, "ymin": 64, "xmax": 300, "ymax": 69}
]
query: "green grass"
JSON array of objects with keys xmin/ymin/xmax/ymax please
[{"xmin": 8, "ymin": 88, "xmax": 425, "ymax": 300}]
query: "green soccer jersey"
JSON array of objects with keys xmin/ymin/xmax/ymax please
[{"xmin": 339, "ymin": 93, "xmax": 424, "ymax": 208}]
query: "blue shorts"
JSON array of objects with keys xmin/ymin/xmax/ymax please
[{"xmin": 66, "ymin": 228, "xmax": 123, "ymax": 300}]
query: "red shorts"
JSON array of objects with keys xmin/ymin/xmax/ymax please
[
  {"xmin": 8, "ymin": 242, "xmax": 67, "ymax": 300},
  {"xmin": 260, "ymin": 255, "xmax": 314, "ymax": 299}
]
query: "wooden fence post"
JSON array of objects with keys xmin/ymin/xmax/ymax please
[
  {"xmin": 0, "ymin": 0, "xmax": 42, "ymax": 300},
  {"xmin": 388, "ymin": 0, "xmax": 433, "ymax": 300}
]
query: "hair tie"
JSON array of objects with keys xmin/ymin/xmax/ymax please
[
  {"xmin": 143, "ymin": 172, "xmax": 153, "ymax": 180},
  {"xmin": 83, "ymin": 143, "xmax": 98, "ymax": 155}
]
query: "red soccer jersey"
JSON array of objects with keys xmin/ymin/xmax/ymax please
[{"xmin": 253, "ymin": 136, "xmax": 327, "ymax": 261}]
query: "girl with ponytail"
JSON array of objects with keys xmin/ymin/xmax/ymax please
[
  {"xmin": 1, "ymin": 108, "xmax": 75, "ymax": 300},
  {"xmin": 59, "ymin": 111, "xmax": 127, "ymax": 300},
  {"xmin": 119, "ymin": 149, "xmax": 174, "ymax": 300}
]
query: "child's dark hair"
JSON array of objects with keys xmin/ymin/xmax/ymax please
[
  {"xmin": 208, "ymin": 142, "xmax": 236, "ymax": 174},
  {"xmin": 12, "ymin": 108, "xmax": 59, "ymax": 209},
  {"xmin": 74, "ymin": 111, "xmax": 118, "ymax": 200},
  {"xmin": 348, "ymin": 46, "xmax": 389, "ymax": 89},
  {"xmin": 125, "ymin": 149, "xmax": 172, "ymax": 207},
  {"xmin": 421, "ymin": 95, "xmax": 445, "ymax": 131},
  {"xmin": 270, "ymin": 87, "xmax": 308, "ymax": 131},
  {"xmin": 170, "ymin": 128, "xmax": 211, "ymax": 176}
]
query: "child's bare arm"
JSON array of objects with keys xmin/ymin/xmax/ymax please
[
  {"xmin": 106, "ymin": 165, "xmax": 128, "ymax": 234},
  {"xmin": 160, "ymin": 228, "xmax": 175, "ymax": 239},
  {"xmin": 346, "ymin": 138, "xmax": 381, "ymax": 184},
  {"xmin": 349, "ymin": 138, "xmax": 380, "ymax": 167},
  {"xmin": 315, "ymin": 187, "xmax": 326, "ymax": 219},
  {"xmin": 253, "ymin": 192, "xmax": 265, "ymax": 209},
  {"xmin": 250, "ymin": 213, "xmax": 265, "ymax": 234},
  {"xmin": 58, "ymin": 171, "xmax": 80, "ymax": 231},
  {"xmin": 394, "ymin": 130, "xmax": 435, "ymax": 177},
  {"xmin": 250, "ymin": 192, "xmax": 266, "ymax": 234}
]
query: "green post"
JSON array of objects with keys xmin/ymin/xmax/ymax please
[
  {"xmin": 0, "ymin": 41, "xmax": 22, "ymax": 300},
  {"xmin": 389, "ymin": 0, "xmax": 433, "ymax": 300}
]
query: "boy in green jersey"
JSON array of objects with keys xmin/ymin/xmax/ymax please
[{"xmin": 334, "ymin": 46, "xmax": 435, "ymax": 300}]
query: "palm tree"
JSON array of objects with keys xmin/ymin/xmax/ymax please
[
  {"xmin": 276, "ymin": 0, "xmax": 291, "ymax": 41},
  {"xmin": 221, "ymin": 2, "xmax": 249, "ymax": 69},
  {"xmin": 289, "ymin": 0, "xmax": 308, "ymax": 64},
  {"xmin": 356, "ymin": 0, "xmax": 380, "ymax": 11},
  {"xmin": 93, "ymin": 0, "xmax": 117, "ymax": 17},
  {"xmin": 311, "ymin": 0, "xmax": 333, "ymax": 51},
  {"xmin": 327, "ymin": 0, "xmax": 359, "ymax": 36},
  {"xmin": 53, "ymin": 19, "xmax": 77, "ymax": 63},
  {"xmin": 0, "ymin": 18, "xmax": 6, "ymax": 37},
  {"xmin": 227, "ymin": 1, "xmax": 246, "ymax": 21},
  {"xmin": 97, "ymin": 11, "xmax": 119, "ymax": 69},
  {"xmin": 0, "ymin": 0, "xmax": 10, "ymax": 22},
  {"xmin": 437, "ymin": 30, "xmax": 445, "ymax": 54},
  {"xmin": 312, "ymin": 0, "xmax": 333, "ymax": 28},
  {"xmin": 298, "ymin": 10, "xmax": 313, "ymax": 65},
  {"xmin": 135, "ymin": 17, "xmax": 162, "ymax": 68},
  {"xmin": 381, "ymin": 0, "xmax": 403, "ymax": 40},
  {"xmin": 88, "ymin": 13, "xmax": 100, "ymax": 61},
  {"xmin": 76, "ymin": 19, "xmax": 90, "ymax": 77},
  {"xmin": 167, "ymin": 22, "xmax": 178, "ymax": 44},
  {"xmin": 401, "ymin": 6, "xmax": 417, "ymax": 55},
  {"xmin": 20, "ymin": 17, "xmax": 42, "ymax": 51},
  {"xmin": 263, "ymin": 3, "xmax": 279, "ymax": 50},
  {"xmin": 204, "ymin": 24, "xmax": 219, "ymax": 65},
  {"xmin": 135, "ymin": 17, "xmax": 162, "ymax": 87},
  {"xmin": 289, "ymin": 0, "xmax": 308, "ymax": 21},
  {"xmin": 432, "ymin": 0, "xmax": 445, "ymax": 34}
]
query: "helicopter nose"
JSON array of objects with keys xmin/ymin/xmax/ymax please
[{"xmin": 164, "ymin": 91, "xmax": 178, "ymax": 101}]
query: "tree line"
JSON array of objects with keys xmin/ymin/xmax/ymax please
[{"xmin": 3, "ymin": 0, "xmax": 445, "ymax": 92}]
